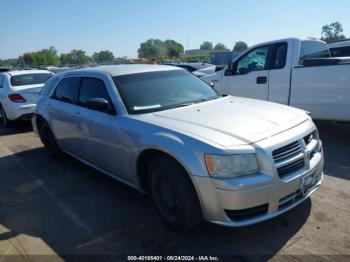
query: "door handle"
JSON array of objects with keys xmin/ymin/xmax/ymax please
[
  {"xmin": 75, "ymin": 112, "xmax": 81, "ymax": 116},
  {"xmin": 256, "ymin": 76, "xmax": 267, "ymax": 84}
]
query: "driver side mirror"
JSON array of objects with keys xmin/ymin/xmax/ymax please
[{"xmin": 87, "ymin": 98, "xmax": 116, "ymax": 115}]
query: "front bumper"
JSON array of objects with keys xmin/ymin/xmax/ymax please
[{"xmin": 193, "ymin": 150, "xmax": 323, "ymax": 227}]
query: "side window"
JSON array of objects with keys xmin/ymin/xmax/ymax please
[
  {"xmin": 0, "ymin": 76, "xmax": 3, "ymax": 88},
  {"xmin": 78, "ymin": 78, "xmax": 111, "ymax": 107},
  {"xmin": 271, "ymin": 43, "xmax": 287, "ymax": 69},
  {"xmin": 53, "ymin": 77, "xmax": 81, "ymax": 103},
  {"xmin": 235, "ymin": 46, "xmax": 269, "ymax": 75},
  {"xmin": 300, "ymin": 41, "xmax": 330, "ymax": 64},
  {"xmin": 330, "ymin": 47, "xmax": 350, "ymax": 57}
]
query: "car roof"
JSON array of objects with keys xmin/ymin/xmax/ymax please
[
  {"xmin": 5, "ymin": 69, "xmax": 53, "ymax": 76},
  {"xmin": 67, "ymin": 64, "xmax": 182, "ymax": 77}
]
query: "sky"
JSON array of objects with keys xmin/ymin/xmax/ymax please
[{"xmin": 1, "ymin": 0, "xmax": 349, "ymax": 59}]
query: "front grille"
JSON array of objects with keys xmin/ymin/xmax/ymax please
[
  {"xmin": 272, "ymin": 141, "xmax": 302, "ymax": 163},
  {"xmin": 273, "ymin": 141, "xmax": 305, "ymax": 178},
  {"xmin": 277, "ymin": 158, "xmax": 305, "ymax": 178},
  {"xmin": 225, "ymin": 204, "xmax": 268, "ymax": 221}
]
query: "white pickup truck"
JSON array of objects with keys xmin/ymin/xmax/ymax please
[{"xmin": 202, "ymin": 38, "xmax": 350, "ymax": 121}]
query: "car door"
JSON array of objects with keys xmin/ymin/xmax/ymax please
[
  {"xmin": 47, "ymin": 77, "xmax": 85, "ymax": 155},
  {"xmin": 75, "ymin": 77, "xmax": 132, "ymax": 182},
  {"xmin": 220, "ymin": 45, "xmax": 271, "ymax": 100}
]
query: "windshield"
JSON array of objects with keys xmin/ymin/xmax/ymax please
[
  {"xmin": 113, "ymin": 70, "xmax": 219, "ymax": 114},
  {"xmin": 10, "ymin": 73, "xmax": 53, "ymax": 86}
]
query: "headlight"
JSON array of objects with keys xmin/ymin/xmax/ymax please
[{"xmin": 204, "ymin": 154, "xmax": 259, "ymax": 178}]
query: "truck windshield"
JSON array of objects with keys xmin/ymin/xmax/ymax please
[
  {"xmin": 10, "ymin": 73, "xmax": 53, "ymax": 86},
  {"xmin": 113, "ymin": 70, "xmax": 219, "ymax": 114}
]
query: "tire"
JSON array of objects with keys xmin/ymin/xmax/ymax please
[
  {"xmin": 0, "ymin": 105, "xmax": 11, "ymax": 128},
  {"xmin": 148, "ymin": 155, "xmax": 202, "ymax": 231},
  {"xmin": 37, "ymin": 120, "xmax": 61, "ymax": 157}
]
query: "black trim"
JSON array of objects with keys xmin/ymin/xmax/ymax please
[
  {"xmin": 294, "ymin": 61, "xmax": 350, "ymax": 68},
  {"xmin": 225, "ymin": 204, "xmax": 269, "ymax": 221}
]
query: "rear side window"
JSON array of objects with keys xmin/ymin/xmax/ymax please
[
  {"xmin": 330, "ymin": 47, "xmax": 350, "ymax": 57},
  {"xmin": 78, "ymin": 78, "xmax": 111, "ymax": 106},
  {"xmin": 53, "ymin": 77, "xmax": 81, "ymax": 103},
  {"xmin": 10, "ymin": 73, "xmax": 53, "ymax": 86},
  {"xmin": 0, "ymin": 76, "xmax": 3, "ymax": 88},
  {"xmin": 270, "ymin": 43, "xmax": 287, "ymax": 69},
  {"xmin": 300, "ymin": 41, "xmax": 330, "ymax": 63}
]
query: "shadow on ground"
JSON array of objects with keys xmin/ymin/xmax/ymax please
[
  {"xmin": 315, "ymin": 121, "xmax": 350, "ymax": 181},
  {"xmin": 0, "ymin": 146, "xmax": 312, "ymax": 259},
  {"xmin": 0, "ymin": 120, "xmax": 32, "ymax": 136}
]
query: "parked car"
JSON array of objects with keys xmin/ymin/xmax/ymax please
[
  {"xmin": 33, "ymin": 65, "xmax": 324, "ymax": 230},
  {"xmin": 328, "ymin": 39, "xmax": 350, "ymax": 57},
  {"xmin": 0, "ymin": 70, "xmax": 54, "ymax": 127},
  {"xmin": 201, "ymin": 38, "xmax": 350, "ymax": 121},
  {"xmin": 192, "ymin": 65, "xmax": 225, "ymax": 78},
  {"xmin": 165, "ymin": 62, "xmax": 214, "ymax": 73}
]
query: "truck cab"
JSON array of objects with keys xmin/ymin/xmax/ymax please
[{"xmin": 202, "ymin": 38, "xmax": 350, "ymax": 121}]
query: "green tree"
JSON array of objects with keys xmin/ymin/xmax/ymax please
[
  {"xmin": 0, "ymin": 58, "xmax": 4, "ymax": 66},
  {"xmin": 23, "ymin": 52, "xmax": 36, "ymax": 66},
  {"xmin": 92, "ymin": 50, "xmax": 115, "ymax": 63},
  {"xmin": 60, "ymin": 49, "xmax": 90, "ymax": 65},
  {"xmin": 214, "ymin": 43, "xmax": 228, "ymax": 50},
  {"xmin": 233, "ymin": 41, "xmax": 248, "ymax": 52},
  {"xmin": 60, "ymin": 53, "xmax": 73, "ymax": 65},
  {"xmin": 22, "ymin": 47, "xmax": 60, "ymax": 66},
  {"xmin": 164, "ymin": 39, "xmax": 184, "ymax": 57},
  {"xmin": 39, "ymin": 46, "xmax": 60, "ymax": 65},
  {"xmin": 138, "ymin": 39, "xmax": 167, "ymax": 58},
  {"xmin": 200, "ymin": 41, "xmax": 213, "ymax": 50},
  {"xmin": 321, "ymin": 21, "xmax": 346, "ymax": 42}
]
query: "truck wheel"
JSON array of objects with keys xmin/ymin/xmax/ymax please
[
  {"xmin": 148, "ymin": 155, "xmax": 202, "ymax": 231},
  {"xmin": 0, "ymin": 105, "xmax": 11, "ymax": 128},
  {"xmin": 38, "ymin": 120, "xmax": 61, "ymax": 157}
]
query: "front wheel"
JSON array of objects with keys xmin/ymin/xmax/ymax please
[{"xmin": 148, "ymin": 155, "xmax": 202, "ymax": 231}]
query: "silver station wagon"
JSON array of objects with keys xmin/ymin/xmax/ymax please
[{"xmin": 33, "ymin": 65, "xmax": 324, "ymax": 230}]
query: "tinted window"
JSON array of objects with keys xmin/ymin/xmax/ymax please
[
  {"xmin": 236, "ymin": 46, "xmax": 269, "ymax": 74},
  {"xmin": 330, "ymin": 47, "xmax": 350, "ymax": 57},
  {"xmin": 271, "ymin": 43, "xmax": 287, "ymax": 69},
  {"xmin": 78, "ymin": 78, "xmax": 111, "ymax": 106},
  {"xmin": 300, "ymin": 41, "xmax": 330, "ymax": 63},
  {"xmin": 54, "ymin": 77, "xmax": 81, "ymax": 103},
  {"xmin": 0, "ymin": 76, "xmax": 3, "ymax": 88},
  {"xmin": 10, "ymin": 73, "xmax": 53, "ymax": 86},
  {"xmin": 113, "ymin": 70, "xmax": 219, "ymax": 114}
]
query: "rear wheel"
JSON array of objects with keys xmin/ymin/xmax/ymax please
[
  {"xmin": 37, "ymin": 120, "xmax": 61, "ymax": 157},
  {"xmin": 148, "ymin": 155, "xmax": 202, "ymax": 231},
  {"xmin": 0, "ymin": 105, "xmax": 11, "ymax": 128}
]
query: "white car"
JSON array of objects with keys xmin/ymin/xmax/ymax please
[
  {"xmin": 202, "ymin": 38, "xmax": 350, "ymax": 121},
  {"xmin": 0, "ymin": 70, "xmax": 53, "ymax": 127},
  {"xmin": 33, "ymin": 65, "xmax": 323, "ymax": 230}
]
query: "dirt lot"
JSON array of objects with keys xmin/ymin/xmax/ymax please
[{"xmin": 0, "ymin": 121, "xmax": 349, "ymax": 261}]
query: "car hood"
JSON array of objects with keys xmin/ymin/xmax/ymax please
[{"xmin": 140, "ymin": 96, "xmax": 309, "ymax": 147}]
